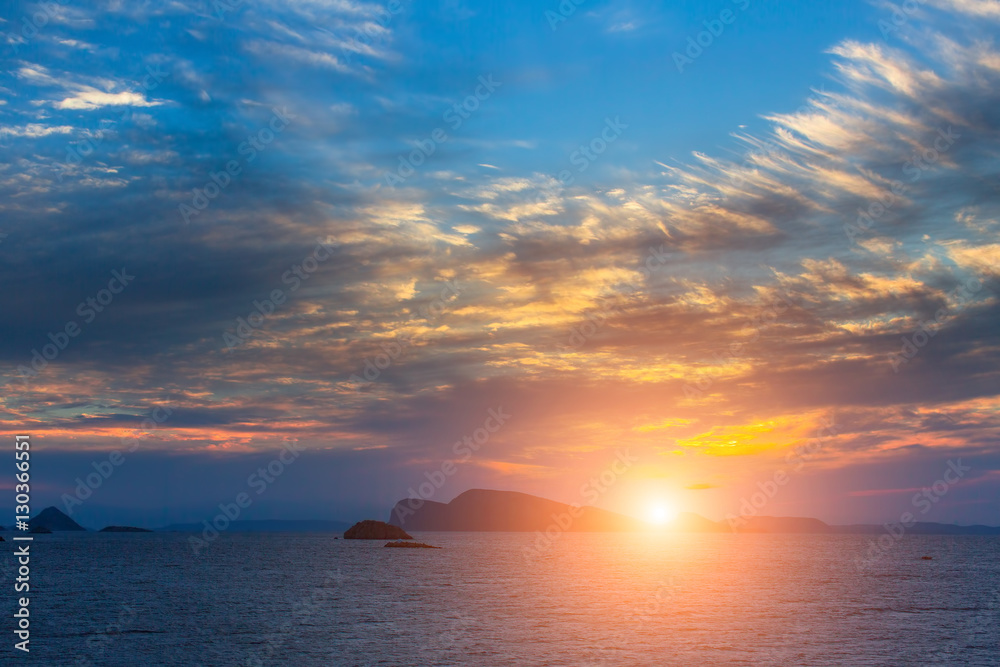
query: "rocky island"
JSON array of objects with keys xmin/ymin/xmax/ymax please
[
  {"xmin": 29, "ymin": 507, "xmax": 86, "ymax": 532},
  {"xmin": 343, "ymin": 519, "xmax": 413, "ymax": 540},
  {"xmin": 385, "ymin": 541, "xmax": 440, "ymax": 549}
]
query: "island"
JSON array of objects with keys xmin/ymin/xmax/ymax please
[
  {"xmin": 389, "ymin": 489, "xmax": 648, "ymax": 532},
  {"xmin": 388, "ymin": 488, "xmax": 1000, "ymax": 535},
  {"xmin": 732, "ymin": 516, "xmax": 831, "ymax": 533},
  {"xmin": 343, "ymin": 519, "xmax": 413, "ymax": 540},
  {"xmin": 100, "ymin": 526, "xmax": 153, "ymax": 533},
  {"xmin": 385, "ymin": 541, "xmax": 440, "ymax": 549},
  {"xmin": 28, "ymin": 506, "xmax": 86, "ymax": 532}
]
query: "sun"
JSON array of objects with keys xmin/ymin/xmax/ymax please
[{"xmin": 646, "ymin": 502, "xmax": 678, "ymax": 526}]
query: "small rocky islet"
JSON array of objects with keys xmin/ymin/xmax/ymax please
[
  {"xmin": 384, "ymin": 541, "xmax": 441, "ymax": 549},
  {"xmin": 343, "ymin": 519, "xmax": 413, "ymax": 540},
  {"xmin": 343, "ymin": 520, "xmax": 440, "ymax": 549}
]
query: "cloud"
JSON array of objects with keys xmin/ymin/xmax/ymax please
[
  {"xmin": 928, "ymin": 0, "xmax": 1000, "ymax": 19},
  {"xmin": 608, "ymin": 21, "xmax": 637, "ymax": 33},
  {"xmin": 1, "ymin": 123, "xmax": 75, "ymax": 137},
  {"xmin": 54, "ymin": 90, "xmax": 165, "ymax": 110},
  {"xmin": 243, "ymin": 40, "xmax": 353, "ymax": 73}
]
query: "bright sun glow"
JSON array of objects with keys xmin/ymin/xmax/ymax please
[{"xmin": 647, "ymin": 502, "xmax": 678, "ymax": 525}]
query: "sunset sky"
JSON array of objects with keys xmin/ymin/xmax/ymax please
[{"xmin": 2, "ymin": 0, "xmax": 998, "ymax": 528}]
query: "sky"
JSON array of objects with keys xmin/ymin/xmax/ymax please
[{"xmin": 1, "ymin": 0, "xmax": 998, "ymax": 529}]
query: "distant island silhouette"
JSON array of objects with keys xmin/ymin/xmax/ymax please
[
  {"xmin": 390, "ymin": 489, "xmax": 649, "ymax": 532},
  {"xmin": 385, "ymin": 541, "xmax": 440, "ymax": 548},
  {"xmin": 29, "ymin": 507, "xmax": 85, "ymax": 532},
  {"xmin": 17, "ymin": 495, "xmax": 1000, "ymax": 535},
  {"xmin": 344, "ymin": 520, "xmax": 412, "ymax": 540},
  {"xmin": 388, "ymin": 489, "xmax": 1000, "ymax": 535}
]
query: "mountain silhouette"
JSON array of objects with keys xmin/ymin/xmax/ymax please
[
  {"xmin": 29, "ymin": 506, "xmax": 86, "ymax": 531},
  {"xmin": 389, "ymin": 489, "xmax": 648, "ymax": 532},
  {"xmin": 388, "ymin": 489, "xmax": 1000, "ymax": 535}
]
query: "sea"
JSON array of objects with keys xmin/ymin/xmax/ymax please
[{"xmin": 6, "ymin": 531, "xmax": 999, "ymax": 666}]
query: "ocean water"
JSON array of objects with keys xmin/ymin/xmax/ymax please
[{"xmin": 7, "ymin": 531, "xmax": 999, "ymax": 666}]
